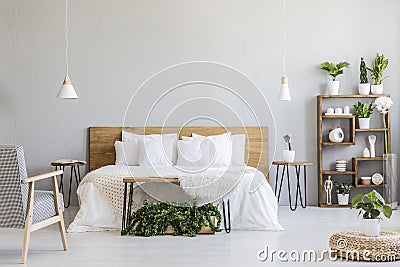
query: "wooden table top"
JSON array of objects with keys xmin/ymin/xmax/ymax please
[
  {"xmin": 123, "ymin": 177, "xmax": 179, "ymax": 183},
  {"xmin": 272, "ymin": 161, "xmax": 313, "ymax": 166},
  {"xmin": 51, "ymin": 161, "xmax": 86, "ymax": 167}
]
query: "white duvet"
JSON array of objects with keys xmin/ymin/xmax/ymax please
[{"xmin": 68, "ymin": 165, "xmax": 283, "ymax": 232}]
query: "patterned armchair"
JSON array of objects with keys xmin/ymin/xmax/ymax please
[{"xmin": 0, "ymin": 145, "xmax": 68, "ymax": 263}]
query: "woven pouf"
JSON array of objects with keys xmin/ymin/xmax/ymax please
[{"xmin": 329, "ymin": 230, "xmax": 400, "ymax": 262}]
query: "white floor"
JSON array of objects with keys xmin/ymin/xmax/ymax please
[{"xmin": 0, "ymin": 206, "xmax": 399, "ymax": 267}]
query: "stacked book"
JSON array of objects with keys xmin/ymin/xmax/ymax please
[{"xmin": 336, "ymin": 160, "xmax": 346, "ymax": 172}]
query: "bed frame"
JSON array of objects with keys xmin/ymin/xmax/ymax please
[{"xmin": 89, "ymin": 126, "xmax": 269, "ymax": 176}]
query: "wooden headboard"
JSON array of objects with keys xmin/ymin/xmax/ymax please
[{"xmin": 89, "ymin": 127, "xmax": 269, "ymax": 175}]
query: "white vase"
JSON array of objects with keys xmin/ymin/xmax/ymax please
[
  {"xmin": 327, "ymin": 81, "xmax": 340, "ymax": 95},
  {"xmin": 362, "ymin": 219, "xmax": 380, "ymax": 237},
  {"xmin": 328, "ymin": 127, "xmax": 344, "ymax": 143},
  {"xmin": 358, "ymin": 83, "xmax": 370, "ymax": 95},
  {"xmin": 371, "ymin": 84, "xmax": 383, "ymax": 94},
  {"xmin": 283, "ymin": 150, "xmax": 295, "ymax": 162},
  {"xmin": 337, "ymin": 194, "xmax": 349, "ymax": 205},
  {"xmin": 358, "ymin": 118, "xmax": 370, "ymax": 129}
]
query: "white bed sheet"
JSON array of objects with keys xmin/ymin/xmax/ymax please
[{"xmin": 68, "ymin": 165, "xmax": 283, "ymax": 232}]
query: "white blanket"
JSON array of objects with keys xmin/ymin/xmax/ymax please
[{"xmin": 68, "ymin": 165, "xmax": 283, "ymax": 232}]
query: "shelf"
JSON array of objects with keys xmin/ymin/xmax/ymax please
[
  {"xmin": 355, "ymin": 128, "xmax": 388, "ymax": 132},
  {"xmin": 355, "ymin": 184, "xmax": 384, "ymax": 188},
  {"xmin": 322, "ymin": 171, "xmax": 355, "ymax": 175},
  {"xmin": 322, "ymin": 142, "xmax": 354, "ymax": 146},
  {"xmin": 353, "ymin": 157, "xmax": 383, "ymax": 161},
  {"xmin": 318, "ymin": 94, "xmax": 390, "ymax": 99},
  {"xmin": 319, "ymin": 204, "xmax": 351, "ymax": 208},
  {"xmin": 322, "ymin": 115, "xmax": 354, "ymax": 119}
]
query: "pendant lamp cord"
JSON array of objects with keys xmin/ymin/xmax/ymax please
[
  {"xmin": 283, "ymin": 0, "xmax": 286, "ymax": 76},
  {"xmin": 65, "ymin": 0, "xmax": 69, "ymax": 76}
]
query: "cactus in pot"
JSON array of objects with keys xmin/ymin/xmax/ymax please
[{"xmin": 358, "ymin": 57, "xmax": 370, "ymax": 95}]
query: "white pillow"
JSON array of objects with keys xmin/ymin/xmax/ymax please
[
  {"xmin": 122, "ymin": 131, "xmax": 178, "ymax": 164},
  {"xmin": 231, "ymin": 134, "xmax": 246, "ymax": 166},
  {"xmin": 192, "ymin": 132, "xmax": 232, "ymax": 167},
  {"xmin": 114, "ymin": 140, "xmax": 139, "ymax": 166},
  {"xmin": 138, "ymin": 138, "xmax": 172, "ymax": 166},
  {"xmin": 176, "ymin": 139, "xmax": 212, "ymax": 166}
]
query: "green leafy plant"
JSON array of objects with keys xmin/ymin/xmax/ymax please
[
  {"xmin": 283, "ymin": 134, "xmax": 292, "ymax": 151},
  {"xmin": 121, "ymin": 201, "xmax": 221, "ymax": 237},
  {"xmin": 351, "ymin": 190, "xmax": 392, "ymax": 220},
  {"xmin": 367, "ymin": 53, "xmax": 389, "ymax": 85},
  {"xmin": 334, "ymin": 182, "xmax": 353, "ymax": 195},
  {"xmin": 353, "ymin": 101, "xmax": 374, "ymax": 118},
  {"xmin": 320, "ymin": 61, "xmax": 350, "ymax": 81},
  {"xmin": 359, "ymin": 57, "xmax": 368, "ymax": 84}
]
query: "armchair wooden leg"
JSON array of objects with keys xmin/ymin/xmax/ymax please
[
  {"xmin": 52, "ymin": 176, "xmax": 68, "ymax": 251},
  {"xmin": 22, "ymin": 182, "xmax": 34, "ymax": 264}
]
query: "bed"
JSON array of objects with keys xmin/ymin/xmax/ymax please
[{"xmin": 68, "ymin": 127, "xmax": 283, "ymax": 232}]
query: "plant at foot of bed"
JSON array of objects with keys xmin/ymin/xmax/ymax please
[{"xmin": 121, "ymin": 201, "xmax": 222, "ymax": 237}]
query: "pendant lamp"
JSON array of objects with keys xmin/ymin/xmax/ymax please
[
  {"xmin": 57, "ymin": 0, "xmax": 78, "ymax": 99},
  {"xmin": 278, "ymin": 0, "xmax": 291, "ymax": 101}
]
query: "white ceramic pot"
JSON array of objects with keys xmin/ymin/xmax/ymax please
[
  {"xmin": 358, "ymin": 83, "xmax": 370, "ymax": 95},
  {"xmin": 358, "ymin": 118, "xmax": 370, "ymax": 129},
  {"xmin": 362, "ymin": 219, "xmax": 381, "ymax": 237},
  {"xmin": 337, "ymin": 194, "xmax": 349, "ymax": 205},
  {"xmin": 283, "ymin": 150, "xmax": 295, "ymax": 162},
  {"xmin": 371, "ymin": 84, "xmax": 383, "ymax": 94},
  {"xmin": 327, "ymin": 81, "xmax": 340, "ymax": 95},
  {"xmin": 329, "ymin": 127, "xmax": 344, "ymax": 143}
]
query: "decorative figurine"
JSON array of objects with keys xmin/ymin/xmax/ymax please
[
  {"xmin": 324, "ymin": 175, "xmax": 333, "ymax": 205},
  {"xmin": 368, "ymin": 135, "xmax": 376, "ymax": 157}
]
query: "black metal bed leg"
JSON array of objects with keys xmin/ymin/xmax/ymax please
[
  {"xmin": 125, "ymin": 182, "xmax": 134, "ymax": 233},
  {"xmin": 121, "ymin": 182, "xmax": 128, "ymax": 234},
  {"xmin": 222, "ymin": 199, "xmax": 231, "ymax": 233}
]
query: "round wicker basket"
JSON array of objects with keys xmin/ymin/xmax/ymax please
[{"xmin": 329, "ymin": 230, "xmax": 400, "ymax": 262}]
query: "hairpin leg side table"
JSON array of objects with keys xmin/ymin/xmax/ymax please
[{"xmin": 272, "ymin": 161, "xmax": 313, "ymax": 211}]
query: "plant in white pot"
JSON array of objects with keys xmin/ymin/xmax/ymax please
[
  {"xmin": 353, "ymin": 101, "xmax": 374, "ymax": 129},
  {"xmin": 351, "ymin": 190, "xmax": 392, "ymax": 237},
  {"xmin": 358, "ymin": 57, "xmax": 370, "ymax": 95},
  {"xmin": 283, "ymin": 134, "xmax": 295, "ymax": 162},
  {"xmin": 367, "ymin": 53, "xmax": 388, "ymax": 94},
  {"xmin": 334, "ymin": 182, "xmax": 352, "ymax": 205},
  {"xmin": 320, "ymin": 61, "xmax": 350, "ymax": 95}
]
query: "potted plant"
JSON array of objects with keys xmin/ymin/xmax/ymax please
[
  {"xmin": 353, "ymin": 101, "xmax": 374, "ymax": 129},
  {"xmin": 358, "ymin": 57, "xmax": 370, "ymax": 95},
  {"xmin": 334, "ymin": 182, "xmax": 352, "ymax": 205},
  {"xmin": 283, "ymin": 134, "xmax": 295, "ymax": 162},
  {"xmin": 367, "ymin": 53, "xmax": 388, "ymax": 94},
  {"xmin": 351, "ymin": 190, "xmax": 392, "ymax": 237},
  {"xmin": 320, "ymin": 61, "xmax": 350, "ymax": 95}
]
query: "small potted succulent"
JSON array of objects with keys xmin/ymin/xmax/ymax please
[
  {"xmin": 320, "ymin": 61, "xmax": 350, "ymax": 95},
  {"xmin": 367, "ymin": 53, "xmax": 389, "ymax": 94},
  {"xmin": 283, "ymin": 134, "xmax": 295, "ymax": 162},
  {"xmin": 334, "ymin": 182, "xmax": 352, "ymax": 205},
  {"xmin": 351, "ymin": 190, "xmax": 392, "ymax": 237},
  {"xmin": 358, "ymin": 57, "xmax": 370, "ymax": 95},
  {"xmin": 353, "ymin": 101, "xmax": 374, "ymax": 129}
]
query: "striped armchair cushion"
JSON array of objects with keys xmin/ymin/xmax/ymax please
[{"xmin": 0, "ymin": 145, "xmax": 64, "ymax": 228}]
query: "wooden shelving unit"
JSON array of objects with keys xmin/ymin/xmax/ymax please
[{"xmin": 317, "ymin": 94, "xmax": 391, "ymax": 207}]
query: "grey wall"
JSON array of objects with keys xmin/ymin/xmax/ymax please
[{"xmin": 0, "ymin": 0, "xmax": 399, "ymax": 206}]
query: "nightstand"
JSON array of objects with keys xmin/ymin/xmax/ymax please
[{"xmin": 51, "ymin": 160, "xmax": 86, "ymax": 208}]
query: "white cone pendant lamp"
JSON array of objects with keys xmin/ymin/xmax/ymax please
[
  {"xmin": 57, "ymin": 76, "xmax": 78, "ymax": 98},
  {"xmin": 278, "ymin": 0, "xmax": 291, "ymax": 101},
  {"xmin": 279, "ymin": 76, "xmax": 291, "ymax": 101},
  {"xmin": 57, "ymin": 0, "xmax": 78, "ymax": 99}
]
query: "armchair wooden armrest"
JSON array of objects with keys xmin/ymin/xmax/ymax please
[{"xmin": 21, "ymin": 170, "xmax": 63, "ymax": 184}]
